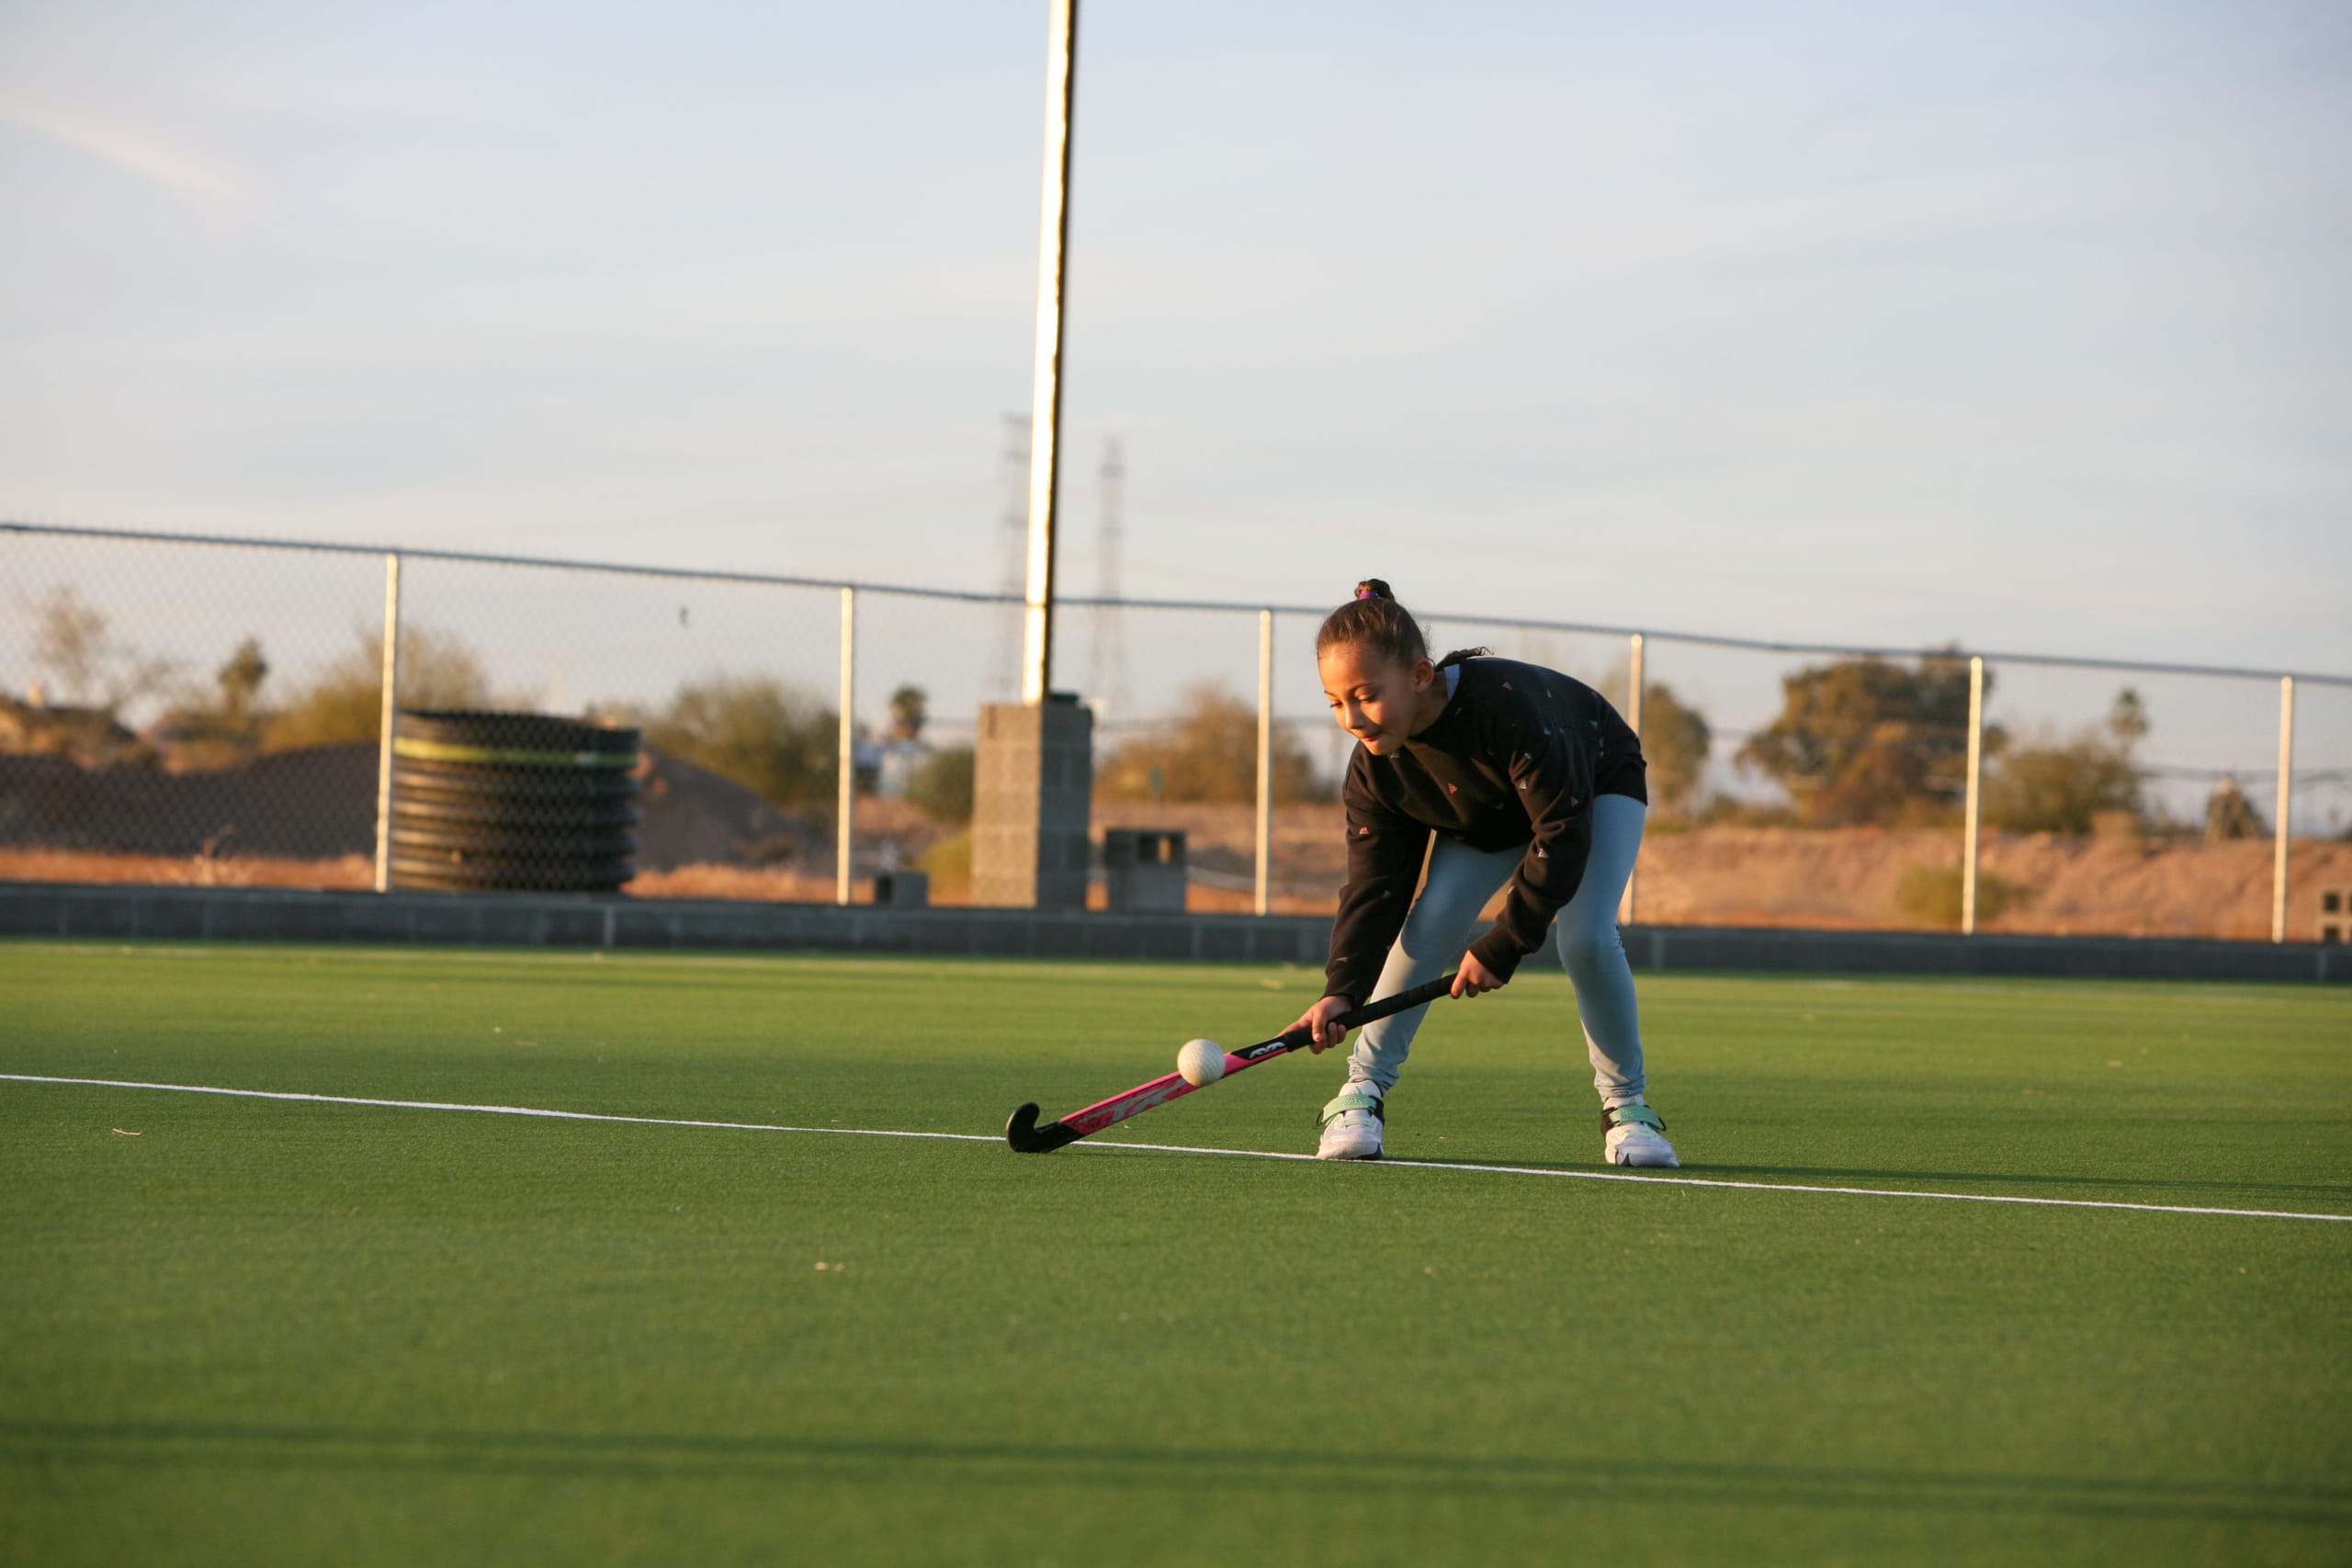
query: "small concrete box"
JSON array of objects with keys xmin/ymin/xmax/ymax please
[
  {"xmin": 1103, "ymin": 829, "xmax": 1188, "ymax": 914},
  {"xmin": 873, "ymin": 871, "xmax": 930, "ymax": 908},
  {"xmin": 2320, "ymin": 886, "xmax": 2352, "ymax": 945}
]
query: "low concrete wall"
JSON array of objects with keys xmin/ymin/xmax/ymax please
[
  {"xmin": 2, "ymin": 881, "xmax": 2345, "ymax": 982},
  {"xmin": 0, "ymin": 882, "xmax": 1335, "ymax": 964},
  {"xmin": 1616, "ymin": 923, "xmax": 2345, "ymax": 983}
]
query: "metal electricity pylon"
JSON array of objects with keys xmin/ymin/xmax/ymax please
[{"xmin": 1088, "ymin": 436, "xmax": 1130, "ymax": 716}]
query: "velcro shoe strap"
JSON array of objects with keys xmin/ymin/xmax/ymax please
[
  {"xmin": 1319, "ymin": 1091, "xmax": 1385, "ymax": 1126},
  {"xmin": 1602, "ymin": 1103, "xmax": 1666, "ymax": 1134}
]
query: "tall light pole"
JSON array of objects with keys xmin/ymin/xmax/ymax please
[
  {"xmin": 1020, "ymin": 0, "xmax": 1079, "ymax": 705},
  {"xmin": 974, "ymin": 0, "xmax": 1093, "ymax": 912}
]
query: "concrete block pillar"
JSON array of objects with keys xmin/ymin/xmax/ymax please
[{"xmin": 973, "ymin": 696, "xmax": 1093, "ymax": 908}]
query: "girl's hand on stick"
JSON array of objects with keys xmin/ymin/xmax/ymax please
[
  {"xmin": 1452, "ymin": 953, "xmax": 1506, "ymax": 998},
  {"xmin": 1289, "ymin": 995, "xmax": 1356, "ymax": 1052}
]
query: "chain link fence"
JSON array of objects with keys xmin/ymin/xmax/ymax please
[{"xmin": 6, "ymin": 521, "xmax": 2348, "ymax": 941}]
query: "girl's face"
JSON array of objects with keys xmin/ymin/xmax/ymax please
[{"xmin": 1319, "ymin": 642, "xmax": 1439, "ymax": 755}]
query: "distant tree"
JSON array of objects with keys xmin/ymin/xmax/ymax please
[
  {"xmin": 1894, "ymin": 865, "xmax": 2029, "ymax": 930},
  {"xmin": 888, "ymin": 684, "xmax": 927, "ymax": 741},
  {"xmin": 1736, "ymin": 653, "xmax": 1996, "ymax": 827},
  {"xmin": 1636, "ymin": 682, "xmax": 1711, "ymax": 818},
  {"xmin": 149, "ymin": 636, "xmax": 276, "ymax": 766},
  {"xmin": 2204, "ymin": 777, "xmax": 2264, "ymax": 841},
  {"xmin": 266, "ymin": 626, "xmax": 495, "ymax": 750},
  {"xmin": 907, "ymin": 744, "xmax": 975, "ymax": 823},
  {"xmin": 1096, "ymin": 682, "xmax": 1330, "ymax": 805},
  {"xmin": 31, "ymin": 585, "xmax": 107, "ymax": 701},
  {"xmin": 1981, "ymin": 689, "xmax": 2149, "ymax": 835},
  {"xmin": 28, "ymin": 584, "xmax": 177, "ymax": 710},
  {"xmin": 2108, "ymin": 687, "xmax": 2149, "ymax": 746},
  {"xmin": 1693, "ymin": 794, "xmax": 1802, "ymax": 829},
  {"xmin": 216, "ymin": 637, "xmax": 269, "ymax": 720},
  {"xmin": 639, "ymin": 675, "xmax": 838, "ymax": 811}
]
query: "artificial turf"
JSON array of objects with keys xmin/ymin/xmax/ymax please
[{"xmin": 2, "ymin": 941, "xmax": 2347, "ymax": 1566}]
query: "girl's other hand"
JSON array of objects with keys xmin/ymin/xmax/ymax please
[
  {"xmin": 1288, "ymin": 995, "xmax": 1356, "ymax": 1052},
  {"xmin": 1452, "ymin": 953, "xmax": 1506, "ymax": 998}
]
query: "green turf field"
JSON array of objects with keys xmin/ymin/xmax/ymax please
[{"xmin": 3, "ymin": 942, "xmax": 2347, "ymax": 1566}]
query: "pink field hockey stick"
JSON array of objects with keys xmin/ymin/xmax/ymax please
[{"xmin": 1003, "ymin": 974, "xmax": 1458, "ymax": 1153}]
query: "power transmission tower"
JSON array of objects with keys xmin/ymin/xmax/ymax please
[
  {"xmin": 989, "ymin": 413, "xmax": 1032, "ymax": 701},
  {"xmin": 1089, "ymin": 436, "xmax": 1130, "ymax": 717}
]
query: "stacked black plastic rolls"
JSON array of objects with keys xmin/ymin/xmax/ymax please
[{"xmin": 389, "ymin": 711, "xmax": 640, "ymax": 893}]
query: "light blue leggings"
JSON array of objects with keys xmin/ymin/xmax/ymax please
[{"xmin": 1346, "ymin": 793, "xmax": 1647, "ymax": 1107}]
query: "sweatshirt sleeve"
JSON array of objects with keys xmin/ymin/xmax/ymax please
[
  {"xmin": 1323, "ymin": 757, "xmax": 1430, "ymax": 1003},
  {"xmin": 1467, "ymin": 699, "xmax": 1598, "ymax": 980}
]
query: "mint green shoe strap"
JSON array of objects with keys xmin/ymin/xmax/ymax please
[
  {"xmin": 1603, "ymin": 1103, "xmax": 1666, "ymax": 1133},
  {"xmin": 1320, "ymin": 1091, "xmax": 1385, "ymax": 1126}
]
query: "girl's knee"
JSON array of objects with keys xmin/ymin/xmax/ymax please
[{"xmin": 1555, "ymin": 921, "xmax": 1623, "ymax": 974}]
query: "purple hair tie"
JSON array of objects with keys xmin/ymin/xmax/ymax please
[{"xmin": 1355, "ymin": 586, "xmax": 1379, "ymax": 600}]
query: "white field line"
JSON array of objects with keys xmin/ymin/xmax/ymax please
[
  {"xmin": 6, "ymin": 1073, "xmax": 2349, "ymax": 1225},
  {"xmin": 1095, "ymin": 1137, "xmax": 2352, "ymax": 1223},
  {"xmin": 0, "ymin": 1073, "xmax": 1000, "ymax": 1144}
]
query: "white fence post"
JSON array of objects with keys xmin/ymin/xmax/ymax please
[
  {"xmin": 1619, "ymin": 632, "xmax": 1643, "ymax": 927},
  {"xmin": 1962, "ymin": 656, "xmax": 1985, "ymax": 935},
  {"xmin": 1255, "ymin": 609, "xmax": 1273, "ymax": 917},
  {"xmin": 2273, "ymin": 675, "xmax": 2295, "ymax": 942},
  {"xmin": 838, "ymin": 586, "xmax": 856, "ymax": 908},
  {"xmin": 372, "ymin": 552, "xmax": 401, "ymax": 894}
]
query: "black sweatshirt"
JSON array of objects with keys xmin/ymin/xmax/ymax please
[{"xmin": 1324, "ymin": 657, "xmax": 1646, "ymax": 1001}]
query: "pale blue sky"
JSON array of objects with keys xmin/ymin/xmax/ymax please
[{"xmin": 5, "ymin": 0, "xmax": 2349, "ymax": 689}]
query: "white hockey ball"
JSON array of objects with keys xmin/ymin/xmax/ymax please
[{"xmin": 1175, "ymin": 1038, "xmax": 1227, "ymax": 1088}]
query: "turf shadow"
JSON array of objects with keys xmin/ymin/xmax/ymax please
[{"xmin": 4, "ymin": 1419, "xmax": 2346, "ymax": 1528}]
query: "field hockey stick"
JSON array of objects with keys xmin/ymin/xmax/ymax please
[{"xmin": 1004, "ymin": 973, "xmax": 1458, "ymax": 1154}]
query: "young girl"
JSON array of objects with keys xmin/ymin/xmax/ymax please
[{"xmin": 1284, "ymin": 580, "xmax": 1679, "ymax": 1167}]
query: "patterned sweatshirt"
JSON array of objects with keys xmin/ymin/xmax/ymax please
[{"xmin": 1325, "ymin": 657, "xmax": 1646, "ymax": 1000}]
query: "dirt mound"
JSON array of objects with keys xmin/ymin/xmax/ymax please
[
  {"xmin": 631, "ymin": 749, "xmax": 815, "ymax": 872},
  {"xmin": 1148, "ymin": 807, "xmax": 2352, "ymax": 942},
  {"xmin": 6, "ymin": 761, "xmax": 2346, "ymax": 942},
  {"xmin": 0, "ymin": 743, "xmax": 817, "ymax": 874},
  {"xmin": 0, "ymin": 745, "xmax": 379, "ymax": 858}
]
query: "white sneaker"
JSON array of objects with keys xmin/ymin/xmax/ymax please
[
  {"xmin": 1603, "ymin": 1103, "xmax": 1679, "ymax": 1168},
  {"xmin": 1317, "ymin": 1087, "xmax": 1385, "ymax": 1160}
]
